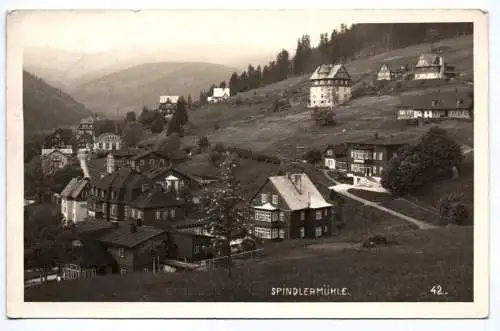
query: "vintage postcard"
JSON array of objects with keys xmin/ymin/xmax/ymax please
[{"xmin": 6, "ymin": 9, "xmax": 489, "ymax": 318}]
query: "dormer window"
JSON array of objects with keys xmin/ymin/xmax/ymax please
[
  {"xmin": 456, "ymin": 99, "xmax": 463, "ymax": 106},
  {"xmin": 431, "ymin": 100, "xmax": 438, "ymax": 106},
  {"xmin": 261, "ymin": 193, "xmax": 268, "ymax": 204},
  {"xmin": 141, "ymin": 184, "xmax": 150, "ymax": 192}
]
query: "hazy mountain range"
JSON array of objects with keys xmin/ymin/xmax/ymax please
[{"xmin": 23, "ymin": 45, "xmax": 275, "ymax": 117}]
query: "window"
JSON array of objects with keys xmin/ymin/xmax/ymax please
[
  {"xmin": 299, "ymin": 227, "xmax": 305, "ymax": 238},
  {"xmin": 149, "ymin": 159, "xmax": 155, "ymax": 166},
  {"xmin": 300, "ymin": 211, "xmax": 305, "ymax": 221},
  {"xmin": 261, "ymin": 193, "xmax": 268, "ymax": 204},
  {"xmin": 315, "ymin": 226, "xmax": 323, "ymax": 237},
  {"xmin": 372, "ymin": 151, "xmax": 377, "ymax": 160},
  {"xmin": 279, "ymin": 212, "xmax": 285, "ymax": 222},
  {"xmin": 272, "ymin": 194, "xmax": 279, "ymax": 205},
  {"xmin": 254, "ymin": 227, "xmax": 272, "ymax": 239},
  {"xmin": 378, "ymin": 152, "xmax": 383, "ymax": 160},
  {"xmin": 271, "ymin": 228, "xmax": 279, "ymax": 239},
  {"xmin": 351, "ymin": 150, "xmax": 373, "ymax": 160},
  {"xmin": 137, "ymin": 210, "xmax": 143, "ymax": 219},
  {"xmin": 101, "ymin": 190, "xmax": 105, "ymax": 198},
  {"xmin": 193, "ymin": 244, "xmax": 200, "ymax": 254},
  {"xmin": 110, "ymin": 204, "xmax": 117, "ymax": 216},
  {"xmin": 140, "ymin": 160, "xmax": 145, "ymax": 166},
  {"xmin": 111, "ymin": 191, "xmax": 116, "ymax": 199},
  {"xmin": 105, "ymin": 143, "xmax": 110, "ymax": 149},
  {"xmin": 279, "ymin": 229, "xmax": 286, "ymax": 239},
  {"xmin": 120, "ymin": 267, "xmax": 127, "ymax": 276},
  {"xmin": 155, "ymin": 209, "xmax": 161, "ymax": 220},
  {"xmin": 326, "ymin": 150, "xmax": 333, "ymax": 156},
  {"xmin": 159, "ymin": 159, "xmax": 165, "ymax": 166},
  {"xmin": 373, "ymin": 166, "xmax": 377, "ymax": 175},
  {"xmin": 142, "ymin": 184, "xmax": 150, "ymax": 192},
  {"xmin": 324, "ymin": 225, "xmax": 328, "ymax": 233},
  {"xmin": 350, "ymin": 163, "xmax": 369, "ymax": 173},
  {"xmin": 323, "ymin": 209, "xmax": 327, "ymax": 217},
  {"xmin": 118, "ymin": 248, "xmax": 125, "ymax": 258},
  {"xmin": 99, "ymin": 143, "xmax": 103, "ymax": 149},
  {"xmin": 144, "ymin": 268, "xmax": 149, "ymax": 273},
  {"xmin": 315, "ymin": 210, "xmax": 322, "ymax": 220},
  {"xmin": 254, "ymin": 209, "xmax": 272, "ymax": 222},
  {"xmin": 170, "ymin": 208, "xmax": 176, "ymax": 218},
  {"xmin": 431, "ymin": 100, "xmax": 438, "ymax": 106},
  {"xmin": 131, "ymin": 209, "xmax": 136, "ymax": 218}
]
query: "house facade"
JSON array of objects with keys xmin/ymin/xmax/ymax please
[
  {"xmin": 77, "ymin": 116, "xmax": 98, "ymax": 137},
  {"xmin": 60, "ymin": 177, "xmax": 90, "ymax": 225},
  {"xmin": 97, "ymin": 222, "xmax": 167, "ymax": 275},
  {"xmin": 377, "ymin": 64, "xmax": 394, "ymax": 81},
  {"xmin": 94, "ymin": 133, "xmax": 122, "ymax": 152},
  {"xmin": 41, "ymin": 149, "xmax": 74, "ymax": 175},
  {"xmin": 414, "ymin": 53, "xmax": 445, "ymax": 80},
  {"xmin": 346, "ymin": 138, "xmax": 411, "ymax": 185},
  {"xmin": 323, "ymin": 144, "xmax": 348, "ymax": 172},
  {"xmin": 159, "ymin": 96, "xmax": 179, "ymax": 119},
  {"xmin": 88, "ymin": 167, "xmax": 154, "ymax": 221},
  {"xmin": 308, "ymin": 64, "xmax": 352, "ymax": 108},
  {"xmin": 397, "ymin": 91, "xmax": 473, "ymax": 121},
  {"xmin": 128, "ymin": 150, "xmax": 173, "ymax": 173},
  {"xmin": 250, "ymin": 173, "xmax": 334, "ymax": 240}
]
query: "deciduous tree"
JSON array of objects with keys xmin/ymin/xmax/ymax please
[{"xmin": 199, "ymin": 152, "xmax": 251, "ymax": 278}]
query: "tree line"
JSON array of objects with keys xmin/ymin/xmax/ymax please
[{"xmin": 197, "ymin": 22, "xmax": 473, "ymax": 102}]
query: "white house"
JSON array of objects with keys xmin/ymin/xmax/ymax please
[
  {"xmin": 60, "ymin": 177, "xmax": 90, "ymax": 225},
  {"xmin": 377, "ymin": 64, "xmax": 394, "ymax": 81},
  {"xmin": 94, "ymin": 133, "xmax": 122, "ymax": 152},
  {"xmin": 159, "ymin": 96, "xmax": 179, "ymax": 105},
  {"xmin": 207, "ymin": 88, "xmax": 230, "ymax": 103},
  {"xmin": 414, "ymin": 53, "xmax": 445, "ymax": 80},
  {"xmin": 308, "ymin": 64, "xmax": 352, "ymax": 108}
]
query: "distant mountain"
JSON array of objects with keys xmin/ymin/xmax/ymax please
[
  {"xmin": 23, "ymin": 70, "xmax": 92, "ymax": 135},
  {"xmin": 70, "ymin": 62, "xmax": 237, "ymax": 116}
]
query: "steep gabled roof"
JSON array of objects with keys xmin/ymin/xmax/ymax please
[
  {"xmin": 310, "ymin": 64, "xmax": 351, "ymax": 81},
  {"xmin": 71, "ymin": 237, "xmax": 117, "ymax": 268},
  {"xmin": 73, "ymin": 219, "xmax": 115, "ymax": 234},
  {"xmin": 95, "ymin": 132, "xmax": 121, "ymax": 142},
  {"xmin": 98, "ymin": 223, "xmax": 166, "ymax": 248},
  {"xmin": 143, "ymin": 165, "xmax": 200, "ymax": 185},
  {"xmin": 130, "ymin": 188, "xmax": 184, "ymax": 209},
  {"xmin": 324, "ymin": 143, "xmax": 348, "ymax": 156},
  {"xmin": 416, "ymin": 53, "xmax": 442, "ymax": 67},
  {"xmin": 400, "ymin": 90, "xmax": 473, "ymax": 110},
  {"xmin": 268, "ymin": 173, "xmax": 332, "ymax": 211},
  {"xmin": 60, "ymin": 177, "xmax": 89, "ymax": 198}
]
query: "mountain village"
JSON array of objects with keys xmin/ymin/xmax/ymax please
[{"xmin": 23, "ymin": 25, "xmax": 474, "ymax": 301}]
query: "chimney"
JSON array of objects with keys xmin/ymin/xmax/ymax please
[{"xmin": 130, "ymin": 223, "xmax": 137, "ymax": 233}]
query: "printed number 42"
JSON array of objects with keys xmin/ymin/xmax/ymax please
[{"xmin": 430, "ymin": 285, "xmax": 447, "ymax": 296}]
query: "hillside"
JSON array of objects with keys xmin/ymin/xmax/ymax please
[
  {"xmin": 71, "ymin": 62, "xmax": 237, "ymax": 116},
  {"xmin": 183, "ymin": 35, "xmax": 474, "ymax": 158},
  {"xmin": 23, "ymin": 70, "xmax": 92, "ymax": 135}
]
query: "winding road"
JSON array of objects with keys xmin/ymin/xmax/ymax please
[{"xmin": 323, "ymin": 170, "xmax": 437, "ymax": 230}]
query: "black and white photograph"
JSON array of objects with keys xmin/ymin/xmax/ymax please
[{"xmin": 5, "ymin": 9, "xmax": 488, "ymax": 318}]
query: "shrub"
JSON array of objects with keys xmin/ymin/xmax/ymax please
[{"xmin": 438, "ymin": 193, "xmax": 470, "ymax": 225}]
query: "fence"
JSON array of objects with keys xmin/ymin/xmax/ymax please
[{"xmin": 198, "ymin": 248, "xmax": 265, "ymax": 271}]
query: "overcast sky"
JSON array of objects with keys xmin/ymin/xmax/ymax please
[{"xmin": 18, "ymin": 10, "xmax": 349, "ymax": 58}]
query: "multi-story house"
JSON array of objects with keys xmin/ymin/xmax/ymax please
[
  {"xmin": 308, "ymin": 64, "xmax": 351, "ymax": 108},
  {"xmin": 128, "ymin": 150, "xmax": 173, "ymax": 173},
  {"xmin": 40, "ymin": 149, "xmax": 74, "ymax": 175},
  {"xmin": 105, "ymin": 148, "xmax": 146, "ymax": 174},
  {"xmin": 60, "ymin": 176, "xmax": 90, "ymax": 225},
  {"xmin": 377, "ymin": 64, "xmax": 394, "ymax": 81},
  {"xmin": 159, "ymin": 96, "xmax": 179, "ymax": 120},
  {"xmin": 323, "ymin": 144, "xmax": 348, "ymax": 172},
  {"xmin": 77, "ymin": 116, "xmax": 98, "ymax": 137},
  {"xmin": 94, "ymin": 133, "xmax": 122, "ymax": 152},
  {"xmin": 346, "ymin": 137, "xmax": 415, "ymax": 185},
  {"xmin": 413, "ymin": 53, "xmax": 457, "ymax": 80},
  {"xmin": 397, "ymin": 90, "xmax": 473, "ymax": 121},
  {"xmin": 249, "ymin": 173, "xmax": 334, "ymax": 240},
  {"xmin": 88, "ymin": 167, "xmax": 154, "ymax": 221}
]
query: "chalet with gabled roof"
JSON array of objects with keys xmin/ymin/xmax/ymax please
[
  {"xmin": 323, "ymin": 144, "xmax": 348, "ymax": 172},
  {"xmin": 308, "ymin": 64, "xmax": 352, "ymax": 108},
  {"xmin": 249, "ymin": 173, "xmax": 334, "ymax": 240},
  {"xmin": 60, "ymin": 176, "xmax": 91, "ymax": 225}
]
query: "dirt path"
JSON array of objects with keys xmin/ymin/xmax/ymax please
[{"xmin": 322, "ymin": 170, "xmax": 436, "ymax": 230}]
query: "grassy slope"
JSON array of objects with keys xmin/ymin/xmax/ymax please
[
  {"xmin": 25, "ymin": 226, "xmax": 472, "ymax": 302},
  {"xmin": 184, "ymin": 35, "xmax": 473, "ymax": 158}
]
